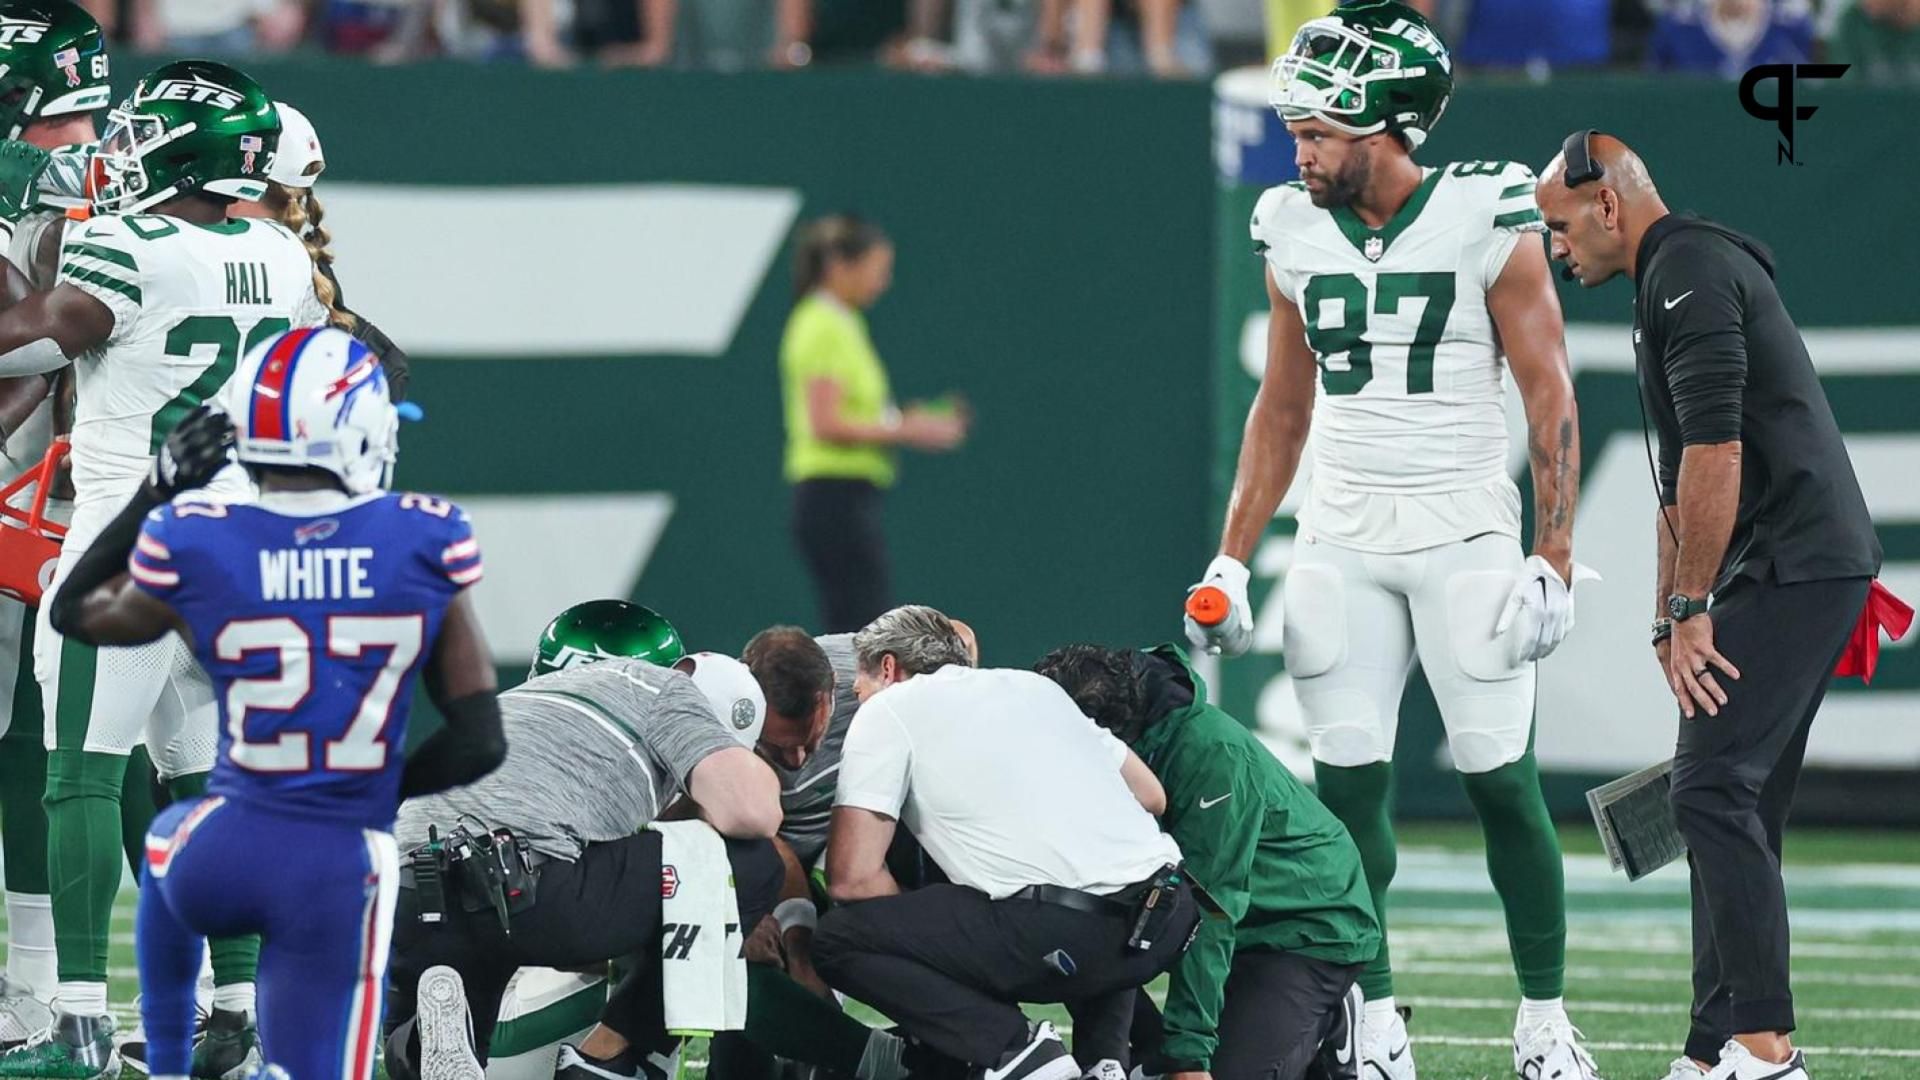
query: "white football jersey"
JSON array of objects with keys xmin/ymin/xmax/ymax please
[
  {"xmin": 1252, "ymin": 160, "xmax": 1546, "ymax": 553},
  {"xmin": 59, "ymin": 213, "xmax": 327, "ymax": 507},
  {"xmin": 0, "ymin": 209, "xmax": 68, "ymax": 487}
]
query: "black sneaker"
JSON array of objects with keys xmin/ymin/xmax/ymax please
[
  {"xmin": 1308, "ymin": 983, "xmax": 1362, "ymax": 1080},
  {"xmin": 552, "ymin": 1043, "xmax": 680, "ymax": 1080},
  {"xmin": 968, "ymin": 1022, "xmax": 1077, "ymax": 1080}
]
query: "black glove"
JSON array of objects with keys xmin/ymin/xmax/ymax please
[{"xmin": 146, "ymin": 404, "xmax": 235, "ymax": 500}]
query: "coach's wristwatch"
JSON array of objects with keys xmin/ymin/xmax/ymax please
[{"xmin": 1665, "ymin": 593, "xmax": 1710, "ymax": 622}]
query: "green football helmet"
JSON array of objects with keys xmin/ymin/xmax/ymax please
[
  {"xmin": 1270, "ymin": 0, "xmax": 1453, "ymax": 149},
  {"xmin": 0, "ymin": 0, "xmax": 110, "ymax": 140},
  {"xmin": 530, "ymin": 600, "xmax": 687, "ymax": 678},
  {"xmin": 91, "ymin": 59, "xmax": 279, "ymax": 215}
]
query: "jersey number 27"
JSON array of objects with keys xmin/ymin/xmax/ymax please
[
  {"xmin": 217, "ymin": 615, "xmax": 424, "ymax": 773},
  {"xmin": 1302, "ymin": 271, "xmax": 1456, "ymax": 396}
]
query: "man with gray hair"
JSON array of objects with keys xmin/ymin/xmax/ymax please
[{"xmin": 814, "ymin": 606, "xmax": 1194, "ymax": 1080}]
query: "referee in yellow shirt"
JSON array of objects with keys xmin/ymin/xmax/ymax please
[{"xmin": 781, "ymin": 215, "xmax": 969, "ymax": 633}]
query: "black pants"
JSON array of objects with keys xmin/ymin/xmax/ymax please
[
  {"xmin": 813, "ymin": 882, "xmax": 1199, "ymax": 1068},
  {"xmin": 384, "ymin": 832, "xmax": 784, "ymax": 1064},
  {"xmin": 791, "ymin": 478, "xmax": 891, "ymax": 634},
  {"xmin": 1130, "ymin": 953, "xmax": 1362, "ymax": 1080},
  {"xmin": 1669, "ymin": 572, "xmax": 1869, "ymax": 1060}
]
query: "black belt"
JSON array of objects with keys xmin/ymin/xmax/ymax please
[{"xmin": 1006, "ymin": 875, "xmax": 1158, "ymax": 915}]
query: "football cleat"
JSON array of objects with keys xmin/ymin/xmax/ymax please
[
  {"xmin": 190, "ymin": 1008, "xmax": 261, "ymax": 1080},
  {"xmin": 416, "ymin": 967, "xmax": 485, "ymax": 1080},
  {"xmin": 0, "ymin": 977, "xmax": 51, "ymax": 1051},
  {"xmin": 1359, "ymin": 1005, "xmax": 1414, "ymax": 1080},
  {"xmin": 0, "ymin": 1009, "xmax": 117, "ymax": 1080},
  {"xmin": 1317, "ymin": 982, "xmax": 1362, "ymax": 1080},
  {"xmin": 1513, "ymin": 1009, "xmax": 1602, "ymax": 1080}
]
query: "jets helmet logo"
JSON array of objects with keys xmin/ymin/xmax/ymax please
[
  {"xmin": 145, "ymin": 76, "xmax": 243, "ymax": 110},
  {"xmin": 0, "ymin": 18, "xmax": 48, "ymax": 46}
]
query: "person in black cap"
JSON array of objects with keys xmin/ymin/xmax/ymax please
[{"xmin": 1534, "ymin": 131, "xmax": 1882, "ymax": 1080}]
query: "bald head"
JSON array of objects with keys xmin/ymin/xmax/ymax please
[{"xmin": 1535, "ymin": 132, "xmax": 1670, "ymax": 288}]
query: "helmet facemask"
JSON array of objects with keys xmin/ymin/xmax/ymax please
[{"xmin": 91, "ymin": 105, "xmax": 179, "ymax": 213}]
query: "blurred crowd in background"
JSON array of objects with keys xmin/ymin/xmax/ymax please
[{"xmin": 68, "ymin": 0, "xmax": 1920, "ymax": 82}]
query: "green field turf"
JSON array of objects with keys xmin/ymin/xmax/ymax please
[{"xmin": 49, "ymin": 823, "xmax": 1920, "ymax": 1080}]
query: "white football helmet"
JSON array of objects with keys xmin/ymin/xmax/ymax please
[
  {"xmin": 225, "ymin": 326, "xmax": 397, "ymax": 495},
  {"xmin": 268, "ymin": 101, "xmax": 324, "ymax": 189},
  {"xmin": 678, "ymin": 652, "xmax": 766, "ymax": 748}
]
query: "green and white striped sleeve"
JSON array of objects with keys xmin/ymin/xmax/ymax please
[
  {"xmin": 58, "ymin": 217, "xmax": 141, "ymax": 328},
  {"xmin": 1491, "ymin": 162, "xmax": 1545, "ymax": 234}
]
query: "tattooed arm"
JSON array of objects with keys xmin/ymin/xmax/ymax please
[{"xmin": 1490, "ymin": 235, "xmax": 1580, "ymax": 582}]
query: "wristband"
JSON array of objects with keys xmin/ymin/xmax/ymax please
[{"xmin": 1651, "ymin": 618, "xmax": 1673, "ymax": 645}]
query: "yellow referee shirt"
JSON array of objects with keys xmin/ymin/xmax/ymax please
[{"xmin": 780, "ymin": 293, "xmax": 896, "ymax": 488}]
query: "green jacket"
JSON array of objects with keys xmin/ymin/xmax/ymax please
[{"xmin": 1134, "ymin": 645, "xmax": 1380, "ymax": 1072}]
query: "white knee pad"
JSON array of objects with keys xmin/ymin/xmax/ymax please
[
  {"xmin": 1428, "ymin": 554, "xmax": 1535, "ymax": 775},
  {"xmin": 1285, "ymin": 555, "xmax": 1403, "ymax": 768}
]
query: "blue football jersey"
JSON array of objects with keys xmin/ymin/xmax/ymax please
[{"xmin": 129, "ymin": 491, "xmax": 483, "ymax": 827}]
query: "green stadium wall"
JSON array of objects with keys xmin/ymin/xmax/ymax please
[{"xmin": 213, "ymin": 59, "xmax": 1916, "ymax": 820}]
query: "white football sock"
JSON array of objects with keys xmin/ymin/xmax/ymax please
[
  {"xmin": 1518, "ymin": 995, "xmax": 1566, "ymax": 1029},
  {"xmin": 1363, "ymin": 995, "xmax": 1399, "ymax": 1029},
  {"xmin": 3, "ymin": 892, "xmax": 55, "ymax": 999},
  {"xmin": 53, "ymin": 980, "xmax": 108, "ymax": 1017},
  {"xmin": 211, "ymin": 981, "xmax": 255, "ymax": 1017}
]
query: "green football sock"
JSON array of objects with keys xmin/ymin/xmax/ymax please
[
  {"xmin": 119, "ymin": 747, "xmax": 158, "ymax": 879},
  {"xmin": 1313, "ymin": 760, "xmax": 1397, "ymax": 1002},
  {"xmin": 1459, "ymin": 751, "xmax": 1566, "ymax": 1000},
  {"xmin": 44, "ymin": 749, "xmax": 124, "ymax": 984},
  {"xmin": 164, "ymin": 771, "xmax": 262, "ymax": 990},
  {"xmin": 0, "ymin": 663, "xmax": 50, "ymax": 895},
  {"xmin": 743, "ymin": 964, "xmax": 872, "ymax": 1073}
]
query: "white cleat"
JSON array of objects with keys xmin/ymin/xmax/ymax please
[
  {"xmin": 1513, "ymin": 1009, "xmax": 1602, "ymax": 1079},
  {"xmin": 1702, "ymin": 1041, "xmax": 1808, "ymax": 1080},
  {"xmin": 0, "ymin": 975, "xmax": 50, "ymax": 1051},
  {"xmin": 1359, "ymin": 1006, "xmax": 1415, "ymax": 1080},
  {"xmin": 416, "ymin": 966, "xmax": 486, "ymax": 1080},
  {"xmin": 1659, "ymin": 1057, "xmax": 1709, "ymax": 1080}
]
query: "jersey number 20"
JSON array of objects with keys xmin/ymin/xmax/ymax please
[
  {"xmin": 1302, "ymin": 271, "xmax": 1456, "ymax": 396},
  {"xmin": 216, "ymin": 615, "xmax": 425, "ymax": 773}
]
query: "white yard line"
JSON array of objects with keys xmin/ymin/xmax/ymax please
[
  {"xmin": 1402, "ymin": 961, "xmax": 1920, "ymax": 989},
  {"xmin": 1408, "ymin": 997, "xmax": 1920, "ymax": 1022},
  {"xmin": 1393, "ymin": 929, "xmax": 1920, "ymax": 962},
  {"xmin": 1416, "ymin": 1035, "xmax": 1920, "ymax": 1059}
]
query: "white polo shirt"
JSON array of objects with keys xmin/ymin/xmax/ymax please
[{"xmin": 834, "ymin": 665, "xmax": 1182, "ymax": 900}]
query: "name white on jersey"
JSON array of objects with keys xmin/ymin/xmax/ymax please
[
  {"xmin": 59, "ymin": 213, "xmax": 327, "ymax": 507},
  {"xmin": 1251, "ymin": 160, "xmax": 1546, "ymax": 552}
]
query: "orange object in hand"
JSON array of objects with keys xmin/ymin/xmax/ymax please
[{"xmin": 1186, "ymin": 585, "xmax": 1231, "ymax": 628}]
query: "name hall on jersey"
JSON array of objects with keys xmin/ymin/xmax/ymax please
[{"xmin": 225, "ymin": 261, "xmax": 273, "ymax": 305}]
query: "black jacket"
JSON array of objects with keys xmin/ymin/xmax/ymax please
[{"xmin": 1633, "ymin": 213, "xmax": 1879, "ymax": 591}]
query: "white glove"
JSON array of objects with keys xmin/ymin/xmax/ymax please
[
  {"xmin": 1184, "ymin": 554, "xmax": 1255, "ymax": 658},
  {"xmin": 1496, "ymin": 555, "xmax": 1601, "ymax": 663}
]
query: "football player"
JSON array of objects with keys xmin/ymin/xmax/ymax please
[
  {"xmin": 0, "ymin": 60, "xmax": 329, "ymax": 1079},
  {"xmin": 1183, "ymin": 4, "xmax": 1597, "ymax": 1079},
  {"xmin": 0, "ymin": 0, "xmax": 152, "ymax": 1051},
  {"xmin": 45, "ymin": 325, "xmax": 504, "ymax": 1080}
]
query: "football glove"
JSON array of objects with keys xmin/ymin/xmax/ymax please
[
  {"xmin": 1184, "ymin": 554, "xmax": 1255, "ymax": 658},
  {"xmin": 146, "ymin": 404, "xmax": 235, "ymax": 501},
  {"xmin": 1495, "ymin": 555, "xmax": 1601, "ymax": 663},
  {"xmin": 0, "ymin": 141, "xmax": 50, "ymax": 227}
]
